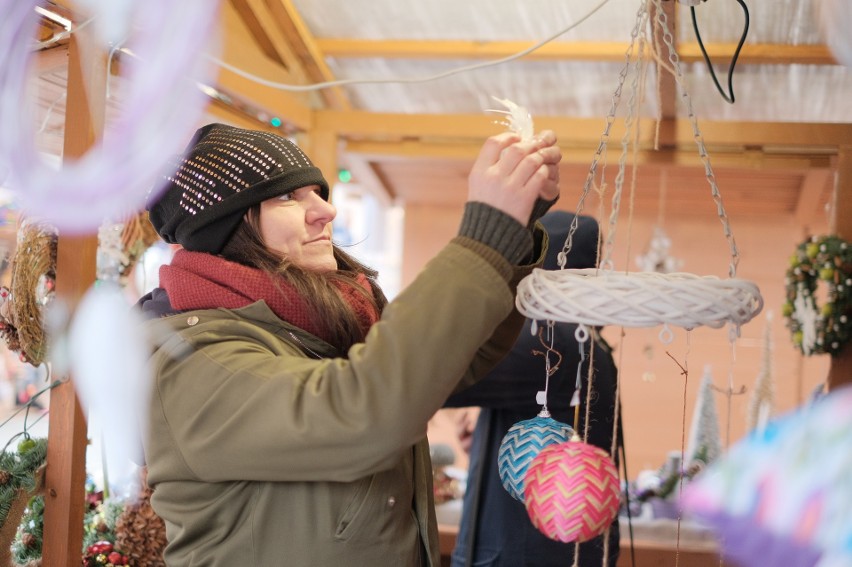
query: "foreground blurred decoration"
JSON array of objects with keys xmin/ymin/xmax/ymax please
[
  {"xmin": 682, "ymin": 385, "xmax": 852, "ymax": 567},
  {"xmin": 0, "ymin": 0, "xmax": 219, "ymax": 232}
]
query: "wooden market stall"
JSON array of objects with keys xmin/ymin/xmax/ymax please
[{"xmin": 8, "ymin": 0, "xmax": 850, "ymax": 563}]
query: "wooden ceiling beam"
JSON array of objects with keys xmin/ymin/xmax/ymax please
[
  {"xmin": 345, "ymin": 139, "xmax": 833, "ymax": 170},
  {"xmin": 205, "ymin": 99, "xmax": 283, "ymax": 132},
  {"xmin": 794, "ymin": 169, "xmax": 833, "ymax": 229},
  {"xmin": 340, "ymin": 151, "xmax": 397, "ymax": 206},
  {"xmin": 263, "ymin": 0, "xmax": 351, "ymax": 110},
  {"xmin": 317, "ymin": 110, "xmax": 852, "ymax": 150},
  {"xmin": 214, "ymin": 67, "xmax": 315, "ymax": 132},
  {"xmin": 314, "ymin": 38, "xmax": 840, "ymax": 66},
  {"xmin": 217, "ymin": 0, "xmax": 315, "ymax": 131},
  {"xmin": 228, "ymin": 0, "xmax": 289, "ymax": 67}
]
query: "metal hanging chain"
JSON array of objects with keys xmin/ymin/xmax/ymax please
[
  {"xmin": 558, "ymin": 0, "xmax": 741, "ymax": 279},
  {"xmin": 599, "ymin": 19, "xmax": 650, "ymax": 271},
  {"xmin": 557, "ymin": 0, "xmax": 650, "ymax": 270}
]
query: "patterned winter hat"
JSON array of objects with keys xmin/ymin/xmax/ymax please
[{"xmin": 147, "ymin": 123, "xmax": 329, "ymax": 254}]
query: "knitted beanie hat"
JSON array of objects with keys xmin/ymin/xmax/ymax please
[{"xmin": 147, "ymin": 123, "xmax": 329, "ymax": 254}]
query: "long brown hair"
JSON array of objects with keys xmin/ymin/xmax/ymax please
[{"xmin": 220, "ymin": 204, "xmax": 387, "ymax": 352}]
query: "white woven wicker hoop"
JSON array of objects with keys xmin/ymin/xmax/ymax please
[{"xmin": 516, "ymin": 268, "xmax": 764, "ymax": 330}]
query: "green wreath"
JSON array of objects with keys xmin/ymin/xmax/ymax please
[{"xmin": 783, "ymin": 235, "xmax": 852, "ymax": 356}]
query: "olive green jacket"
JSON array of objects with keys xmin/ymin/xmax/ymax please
[{"xmin": 142, "ymin": 235, "xmax": 544, "ymax": 566}]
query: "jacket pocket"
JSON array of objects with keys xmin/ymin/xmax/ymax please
[{"xmin": 334, "ymin": 474, "xmax": 376, "ymax": 541}]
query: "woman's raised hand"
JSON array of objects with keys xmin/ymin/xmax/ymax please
[{"xmin": 467, "ymin": 130, "xmax": 561, "ymax": 225}]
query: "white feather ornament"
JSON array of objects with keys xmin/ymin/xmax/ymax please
[{"xmin": 486, "ymin": 96, "xmax": 535, "ymax": 142}]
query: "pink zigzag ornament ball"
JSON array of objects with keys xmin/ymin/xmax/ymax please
[{"xmin": 523, "ymin": 441, "xmax": 620, "ymax": 543}]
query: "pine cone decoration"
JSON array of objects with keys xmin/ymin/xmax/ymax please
[
  {"xmin": 0, "ymin": 324, "xmax": 22, "ymax": 354},
  {"xmin": 21, "ymin": 533, "xmax": 37, "ymax": 549},
  {"xmin": 0, "ymin": 469, "xmax": 11, "ymax": 485},
  {"xmin": 114, "ymin": 483, "xmax": 167, "ymax": 567}
]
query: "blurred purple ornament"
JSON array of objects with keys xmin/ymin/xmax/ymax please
[
  {"xmin": 0, "ymin": 0, "xmax": 219, "ymax": 232},
  {"xmin": 682, "ymin": 385, "xmax": 852, "ymax": 567}
]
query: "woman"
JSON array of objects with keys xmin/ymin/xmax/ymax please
[{"xmin": 139, "ymin": 122, "xmax": 561, "ymax": 566}]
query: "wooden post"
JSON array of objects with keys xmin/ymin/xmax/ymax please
[
  {"xmin": 41, "ymin": 29, "xmax": 105, "ymax": 565},
  {"xmin": 827, "ymin": 146, "xmax": 852, "ymax": 391},
  {"xmin": 651, "ymin": 0, "xmax": 677, "ymax": 150}
]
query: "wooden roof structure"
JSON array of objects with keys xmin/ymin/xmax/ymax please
[{"xmin": 30, "ymin": 0, "xmax": 852, "ymax": 222}]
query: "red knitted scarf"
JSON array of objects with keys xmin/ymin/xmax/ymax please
[{"xmin": 159, "ymin": 249, "xmax": 379, "ymax": 344}]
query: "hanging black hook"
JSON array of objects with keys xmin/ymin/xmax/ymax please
[{"xmin": 691, "ymin": 0, "xmax": 750, "ymax": 104}]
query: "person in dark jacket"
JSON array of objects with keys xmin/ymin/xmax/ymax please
[
  {"xmin": 138, "ymin": 123, "xmax": 563, "ymax": 566},
  {"xmin": 446, "ymin": 210, "xmax": 621, "ymax": 567}
]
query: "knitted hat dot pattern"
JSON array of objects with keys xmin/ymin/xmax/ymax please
[{"xmin": 147, "ymin": 123, "xmax": 329, "ymax": 254}]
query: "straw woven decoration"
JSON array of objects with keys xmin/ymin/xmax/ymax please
[
  {"xmin": 517, "ymin": 268, "xmax": 764, "ymax": 331},
  {"xmin": 118, "ymin": 211, "xmax": 160, "ymax": 279},
  {"xmin": 6, "ymin": 222, "xmax": 56, "ymax": 366}
]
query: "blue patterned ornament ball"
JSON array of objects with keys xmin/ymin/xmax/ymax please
[{"xmin": 497, "ymin": 415, "xmax": 574, "ymax": 502}]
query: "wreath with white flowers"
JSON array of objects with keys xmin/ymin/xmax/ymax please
[{"xmin": 783, "ymin": 235, "xmax": 852, "ymax": 356}]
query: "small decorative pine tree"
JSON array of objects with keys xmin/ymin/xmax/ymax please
[{"xmin": 685, "ymin": 365, "xmax": 722, "ymax": 467}]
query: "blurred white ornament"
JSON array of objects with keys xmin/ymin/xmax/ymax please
[
  {"xmin": 69, "ymin": 283, "xmax": 150, "ymax": 498},
  {"xmin": 74, "ymin": 0, "xmax": 135, "ymax": 46},
  {"xmin": 636, "ymin": 226, "xmax": 682, "ymax": 274},
  {"xmin": 792, "ymin": 285, "xmax": 819, "ymax": 355}
]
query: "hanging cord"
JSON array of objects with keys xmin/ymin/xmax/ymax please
[
  {"xmin": 583, "ymin": 338, "xmax": 611, "ymax": 567},
  {"xmin": 534, "ymin": 323, "xmax": 563, "ymax": 417},
  {"xmin": 691, "ymin": 0, "xmax": 750, "ymax": 104},
  {"xmin": 618, "ymin": 411, "xmax": 636, "ymax": 567},
  {"xmin": 569, "ymin": 326, "xmax": 588, "ymax": 430},
  {"xmin": 582, "ymin": 338, "xmax": 596, "ymax": 443},
  {"xmin": 664, "ymin": 331, "xmax": 691, "ymax": 567},
  {"xmin": 0, "ymin": 373, "xmax": 61, "ymax": 453},
  {"xmin": 621, "ymin": 46, "xmax": 648, "ymax": 277},
  {"xmin": 208, "ymin": 0, "xmax": 611, "ymax": 92}
]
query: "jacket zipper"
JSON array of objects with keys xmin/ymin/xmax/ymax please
[{"xmin": 287, "ymin": 331, "xmax": 324, "ymax": 359}]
